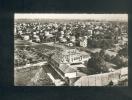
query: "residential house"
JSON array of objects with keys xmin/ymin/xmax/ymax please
[{"xmin": 80, "ymin": 37, "xmax": 88, "ymax": 47}]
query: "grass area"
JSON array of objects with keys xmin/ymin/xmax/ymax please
[
  {"xmin": 14, "ymin": 66, "xmax": 54, "ymax": 86},
  {"xmin": 14, "ymin": 67, "xmax": 39, "ymax": 86}
]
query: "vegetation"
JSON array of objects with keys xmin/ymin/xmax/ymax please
[
  {"xmin": 87, "ymin": 52, "xmax": 108, "ymax": 74},
  {"xmin": 87, "ymin": 35, "xmax": 114, "ymax": 49},
  {"xmin": 118, "ymin": 44, "xmax": 128, "ymax": 57},
  {"xmin": 111, "ymin": 54, "xmax": 128, "ymax": 68},
  {"xmin": 15, "ymin": 67, "xmax": 54, "ymax": 86},
  {"xmin": 14, "ymin": 47, "xmax": 45, "ymax": 67}
]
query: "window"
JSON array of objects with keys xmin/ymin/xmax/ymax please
[
  {"xmin": 79, "ymin": 56, "xmax": 82, "ymax": 61},
  {"xmin": 74, "ymin": 57, "xmax": 80, "ymax": 60}
]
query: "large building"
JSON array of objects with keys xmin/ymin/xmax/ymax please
[{"xmin": 49, "ymin": 48, "xmax": 91, "ymax": 79}]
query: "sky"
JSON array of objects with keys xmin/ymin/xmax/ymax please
[{"xmin": 15, "ymin": 13, "xmax": 128, "ymax": 21}]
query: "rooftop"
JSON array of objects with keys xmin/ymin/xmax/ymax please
[
  {"xmin": 51, "ymin": 48, "xmax": 90, "ymax": 64},
  {"xmin": 70, "ymin": 64, "xmax": 86, "ymax": 70},
  {"xmin": 59, "ymin": 64, "xmax": 76, "ymax": 73}
]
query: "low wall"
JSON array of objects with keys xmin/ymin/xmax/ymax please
[{"xmin": 74, "ymin": 67, "xmax": 127, "ymax": 86}]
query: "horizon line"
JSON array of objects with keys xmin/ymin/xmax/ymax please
[{"xmin": 15, "ymin": 13, "xmax": 128, "ymax": 21}]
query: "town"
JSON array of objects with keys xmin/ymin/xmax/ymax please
[{"xmin": 14, "ymin": 14, "xmax": 128, "ymax": 86}]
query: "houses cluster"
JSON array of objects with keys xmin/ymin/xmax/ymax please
[{"xmin": 14, "ymin": 20, "xmax": 128, "ymax": 48}]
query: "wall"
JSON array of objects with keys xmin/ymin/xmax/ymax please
[
  {"xmin": 65, "ymin": 72, "xmax": 77, "ymax": 78},
  {"xmin": 74, "ymin": 68, "xmax": 127, "ymax": 86}
]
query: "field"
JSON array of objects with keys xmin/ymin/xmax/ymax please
[{"xmin": 14, "ymin": 67, "xmax": 54, "ymax": 86}]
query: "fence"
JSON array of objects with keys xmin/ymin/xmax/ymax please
[{"xmin": 74, "ymin": 67, "xmax": 127, "ymax": 86}]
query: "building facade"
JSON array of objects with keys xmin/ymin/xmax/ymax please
[{"xmin": 80, "ymin": 37, "xmax": 88, "ymax": 47}]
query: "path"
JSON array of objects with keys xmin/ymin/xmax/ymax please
[{"xmin": 15, "ymin": 61, "xmax": 47, "ymax": 70}]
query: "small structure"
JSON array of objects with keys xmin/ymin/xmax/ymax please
[
  {"xmin": 70, "ymin": 36, "xmax": 76, "ymax": 43},
  {"xmin": 32, "ymin": 35, "xmax": 40, "ymax": 43},
  {"xmin": 23, "ymin": 35, "xmax": 30, "ymax": 40},
  {"xmin": 59, "ymin": 38, "xmax": 67, "ymax": 43},
  {"xmin": 80, "ymin": 37, "xmax": 88, "ymax": 47},
  {"xmin": 59, "ymin": 64, "xmax": 77, "ymax": 78},
  {"xmin": 65, "ymin": 42, "xmax": 73, "ymax": 47}
]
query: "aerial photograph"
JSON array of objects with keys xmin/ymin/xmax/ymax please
[{"xmin": 14, "ymin": 14, "xmax": 128, "ymax": 86}]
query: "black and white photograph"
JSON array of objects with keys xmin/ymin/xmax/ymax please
[{"xmin": 14, "ymin": 13, "xmax": 128, "ymax": 86}]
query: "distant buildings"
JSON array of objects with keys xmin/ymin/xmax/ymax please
[{"xmin": 87, "ymin": 30, "xmax": 93, "ymax": 36}]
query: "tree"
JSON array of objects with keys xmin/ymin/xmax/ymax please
[
  {"xmin": 104, "ymin": 54, "xmax": 111, "ymax": 62},
  {"xmin": 111, "ymin": 55, "xmax": 124, "ymax": 69},
  {"xmin": 87, "ymin": 52, "xmax": 108, "ymax": 74},
  {"xmin": 100, "ymin": 39, "xmax": 114, "ymax": 49},
  {"xmin": 118, "ymin": 46, "xmax": 128, "ymax": 57},
  {"xmin": 99, "ymin": 49, "xmax": 105, "ymax": 58},
  {"xmin": 87, "ymin": 38, "xmax": 99, "ymax": 48}
]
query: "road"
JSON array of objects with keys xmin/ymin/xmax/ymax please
[{"xmin": 14, "ymin": 61, "xmax": 47, "ymax": 70}]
